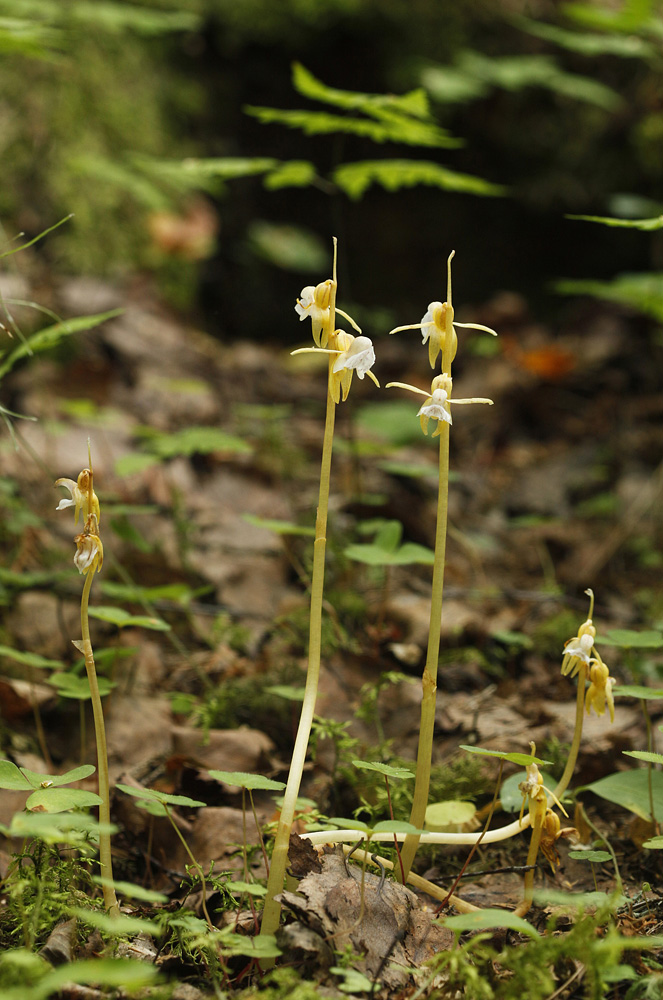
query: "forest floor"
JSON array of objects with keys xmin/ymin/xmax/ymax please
[{"xmin": 0, "ymin": 273, "xmax": 662, "ymax": 997}]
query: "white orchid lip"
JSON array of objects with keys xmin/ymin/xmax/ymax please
[
  {"xmin": 332, "ymin": 335, "xmax": 376, "ymax": 379},
  {"xmin": 417, "ymin": 387, "xmax": 452, "ymax": 424}
]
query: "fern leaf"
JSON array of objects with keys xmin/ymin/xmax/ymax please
[{"xmin": 333, "ymin": 160, "xmax": 504, "ymax": 200}]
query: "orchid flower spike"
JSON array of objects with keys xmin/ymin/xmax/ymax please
[
  {"xmin": 74, "ymin": 513, "xmax": 103, "ymax": 575},
  {"xmin": 386, "ymin": 373, "xmax": 493, "ymax": 436},
  {"xmin": 55, "ymin": 468, "xmax": 100, "ymax": 525},
  {"xmin": 389, "ymin": 251, "xmax": 497, "ymax": 372},
  {"xmin": 561, "ymin": 589, "xmax": 597, "ymax": 677},
  {"xmin": 585, "ymin": 654, "xmax": 616, "ymax": 723},
  {"xmin": 292, "ymin": 331, "xmax": 379, "ymax": 404},
  {"xmin": 518, "ymin": 745, "xmax": 568, "ymax": 826},
  {"xmin": 295, "ymin": 239, "xmax": 361, "ymax": 349}
]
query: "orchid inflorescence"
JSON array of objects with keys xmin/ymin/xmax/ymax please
[
  {"xmin": 293, "ymin": 277, "xmax": 379, "ymax": 404},
  {"xmin": 55, "ymin": 450, "xmax": 118, "ymax": 916}
]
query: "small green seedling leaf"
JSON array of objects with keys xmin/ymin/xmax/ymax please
[
  {"xmin": 69, "ymin": 907, "xmax": 161, "ymax": 936},
  {"xmin": 325, "ymin": 817, "xmax": 370, "ymax": 833},
  {"xmin": 20, "ymin": 764, "xmax": 96, "ymax": 787},
  {"xmin": 242, "ymin": 513, "xmax": 315, "ymax": 536},
  {"xmin": 532, "ymin": 888, "xmax": 624, "ymax": 909},
  {"xmin": 599, "ymin": 629, "xmax": 663, "ymax": 649},
  {"xmin": 330, "ymin": 967, "xmax": 374, "ymax": 994},
  {"xmin": 7, "ymin": 811, "xmax": 115, "ymax": 845},
  {"xmin": 642, "ymin": 836, "xmax": 663, "ymax": 849},
  {"xmin": 568, "ymin": 850, "xmax": 612, "ymax": 863},
  {"xmin": 441, "ymin": 909, "xmax": 540, "ymax": 938},
  {"xmin": 579, "ymin": 769, "xmax": 663, "ymax": 821},
  {"xmin": 49, "ymin": 673, "xmax": 115, "ymax": 699},
  {"xmin": 425, "ymin": 800, "xmax": 477, "ymax": 830},
  {"xmin": 613, "ymin": 685, "xmax": 663, "ymax": 700},
  {"xmin": 623, "ymin": 750, "xmax": 663, "ymax": 765},
  {"xmin": 0, "ymin": 760, "xmax": 33, "ymax": 790},
  {"xmin": 207, "ymin": 770, "xmax": 286, "ymax": 791},
  {"xmin": 0, "ymin": 957, "xmax": 159, "ymax": 1000},
  {"xmin": 26, "ymin": 787, "xmax": 102, "ymax": 813},
  {"xmin": 88, "ymin": 606, "xmax": 170, "ymax": 631},
  {"xmin": 352, "ymin": 760, "xmax": 415, "ymax": 780},
  {"xmin": 226, "ymin": 880, "xmax": 267, "ymax": 896},
  {"xmin": 222, "ymin": 932, "xmax": 281, "ymax": 959},
  {"xmin": 459, "ymin": 745, "xmax": 553, "ymax": 767},
  {"xmin": 372, "ymin": 820, "xmax": 422, "ymax": 834},
  {"xmin": 93, "ymin": 877, "xmax": 168, "ymax": 903},
  {"xmin": 115, "ymin": 783, "xmax": 206, "ymax": 808},
  {"xmin": 0, "ymin": 645, "xmax": 63, "ymax": 670},
  {"xmin": 266, "ymin": 684, "xmax": 305, "ymax": 701},
  {"xmin": 345, "ymin": 519, "xmax": 435, "ymax": 566}
]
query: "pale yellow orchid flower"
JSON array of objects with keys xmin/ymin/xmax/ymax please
[
  {"xmin": 389, "ymin": 252, "xmax": 497, "ymax": 371},
  {"xmin": 386, "ymin": 373, "xmax": 492, "ymax": 436}
]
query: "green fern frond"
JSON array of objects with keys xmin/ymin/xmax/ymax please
[{"xmin": 333, "ymin": 159, "xmax": 505, "ymax": 200}]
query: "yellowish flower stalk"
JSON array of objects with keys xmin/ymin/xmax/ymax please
[
  {"xmin": 261, "ymin": 240, "xmax": 377, "ymax": 941},
  {"xmin": 388, "ymin": 253, "xmax": 495, "ymax": 882},
  {"xmin": 56, "ymin": 458, "xmax": 118, "ymax": 917}
]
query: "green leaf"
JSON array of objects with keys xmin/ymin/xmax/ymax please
[
  {"xmin": 93, "ymin": 877, "xmax": 168, "ymax": 903},
  {"xmin": 0, "ymin": 957, "xmax": 159, "ymax": 1000},
  {"xmin": 20, "ymin": 764, "xmax": 96, "ymax": 788},
  {"xmin": 459, "ymin": 745, "xmax": 553, "ymax": 767},
  {"xmin": 555, "ymin": 273, "xmax": 663, "ymax": 323},
  {"xmin": 263, "ymin": 160, "xmax": 318, "ymax": 190},
  {"xmin": 613, "ymin": 685, "xmax": 663, "ymax": 699},
  {"xmin": 330, "ymin": 967, "xmax": 374, "ymax": 994},
  {"xmin": 87, "ymin": 606, "xmax": 170, "ymax": 631},
  {"xmin": 7, "ymin": 810, "xmax": 115, "ymax": 845},
  {"xmin": 207, "ymin": 770, "xmax": 286, "ymax": 791},
  {"xmin": 26, "ymin": 787, "xmax": 102, "ymax": 813},
  {"xmin": 378, "ymin": 460, "xmax": 438, "ymax": 479},
  {"xmin": 136, "ymin": 154, "xmax": 279, "ymax": 192},
  {"xmin": 265, "ymin": 685, "xmax": 305, "ymax": 701},
  {"xmin": 334, "ymin": 160, "xmax": 504, "ymax": 200},
  {"xmin": 0, "ymin": 310, "xmax": 123, "ymax": 379},
  {"xmin": 114, "ymin": 452, "xmax": 160, "ymax": 477},
  {"xmin": 623, "ymin": 750, "xmax": 663, "ymax": 765},
  {"xmin": 425, "ymin": 801, "xmax": 477, "ymax": 830},
  {"xmin": 115, "ymin": 783, "xmax": 207, "ymax": 809},
  {"xmin": 0, "ymin": 645, "xmax": 63, "ymax": 670},
  {"xmin": 351, "ymin": 760, "xmax": 415, "ymax": 780},
  {"xmin": 457, "ymin": 50, "xmax": 621, "ymax": 110},
  {"xmin": 532, "ymin": 888, "xmax": 622, "ymax": 908},
  {"xmin": 516, "ymin": 16, "xmax": 655, "ymax": 57},
  {"xmin": 246, "ymin": 106, "xmax": 460, "ymax": 149},
  {"xmin": 242, "ymin": 513, "xmax": 315, "ymax": 537},
  {"xmin": 222, "ymin": 932, "xmax": 281, "ymax": 959},
  {"xmin": 441, "ymin": 908, "xmax": 540, "ymax": 938},
  {"xmin": 0, "ymin": 759, "xmax": 33, "ymax": 790},
  {"xmin": 372, "ymin": 820, "xmax": 422, "ymax": 834},
  {"xmin": 568, "ymin": 850, "xmax": 612, "ymax": 862},
  {"xmin": 246, "ymin": 221, "xmax": 328, "ymax": 271},
  {"xmin": 599, "ymin": 629, "xmax": 663, "ymax": 649},
  {"xmin": 642, "ymin": 836, "xmax": 663, "ymax": 849},
  {"xmin": 567, "ymin": 213, "xmax": 663, "ymax": 231},
  {"xmin": 579, "ymin": 769, "xmax": 663, "ymax": 820},
  {"xmin": 139, "ymin": 426, "xmax": 251, "ymax": 459},
  {"xmin": 69, "ymin": 907, "xmax": 161, "ymax": 936},
  {"xmin": 226, "ymin": 880, "xmax": 267, "ymax": 896},
  {"xmin": 292, "ymin": 62, "xmax": 434, "ymax": 121},
  {"xmin": 49, "ymin": 673, "xmax": 115, "ymax": 700}
]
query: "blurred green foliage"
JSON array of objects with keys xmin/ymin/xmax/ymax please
[{"xmin": 0, "ymin": 0, "xmax": 662, "ymax": 310}]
